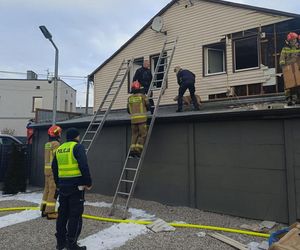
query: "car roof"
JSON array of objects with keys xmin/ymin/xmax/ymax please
[{"xmin": 0, "ymin": 134, "xmax": 23, "ymax": 144}]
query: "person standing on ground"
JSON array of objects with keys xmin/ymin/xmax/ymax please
[
  {"xmin": 174, "ymin": 66, "xmax": 200, "ymax": 112},
  {"xmin": 52, "ymin": 128, "xmax": 92, "ymax": 250},
  {"xmin": 127, "ymin": 81, "xmax": 150, "ymax": 158},
  {"xmin": 40, "ymin": 125, "xmax": 62, "ymax": 219},
  {"xmin": 133, "ymin": 59, "xmax": 154, "ymax": 113}
]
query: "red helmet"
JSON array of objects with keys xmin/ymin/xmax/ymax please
[
  {"xmin": 48, "ymin": 125, "xmax": 62, "ymax": 137},
  {"xmin": 131, "ymin": 81, "xmax": 141, "ymax": 90},
  {"xmin": 287, "ymin": 32, "xmax": 298, "ymax": 41}
]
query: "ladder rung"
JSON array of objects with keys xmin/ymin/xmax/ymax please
[
  {"xmin": 121, "ymin": 179, "xmax": 134, "ymax": 183},
  {"xmin": 83, "ymin": 139, "xmax": 92, "ymax": 142},
  {"xmin": 91, "ymin": 122, "xmax": 100, "ymax": 125},
  {"xmin": 160, "ymin": 56, "xmax": 170, "ymax": 59},
  {"xmin": 118, "ymin": 74, "xmax": 125, "ymax": 76},
  {"xmin": 87, "ymin": 131, "xmax": 97, "ymax": 133},
  {"xmin": 165, "ymin": 41, "xmax": 175, "ymax": 44},
  {"xmin": 125, "ymin": 168, "xmax": 137, "ymax": 171},
  {"xmin": 156, "ymin": 71, "xmax": 166, "ymax": 74},
  {"xmin": 163, "ymin": 48, "xmax": 173, "ymax": 51},
  {"xmin": 151, "ymin": 88, "xmax": 162, "ymax": 91},
  {"xmin": 117, "ymin": 191, "xmax": 130, "ymax": 196},
  {"xmin": 153, "ymin": 79, "xmax": 163, "ymax": 82},
  {"xmin": 120, "ymin": 67, "xmax": 128, "ymax": 70}
]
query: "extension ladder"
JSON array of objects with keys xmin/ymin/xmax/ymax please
[
  {"xmin": 81, "ymin": 59, "xmax": 133, "ymax": 152},
  {"xmin": 110, "ymin": 38, "xmax": 178, "ymax": 218}
]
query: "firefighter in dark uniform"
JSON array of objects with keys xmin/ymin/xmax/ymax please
[
  {"xmin": 127, "ymin": 81, "xmax": 150, "ymax": 158},
  {"xmin": 40, "ymin": 125, "xmax": 62, "ymax": 219},
  {"xmin": 174, "ymin": 66, "xmax": 200, "ymax": 112},
  {"xmin": 133, "ymin": 59, "xmax": 154, "ymax": 114},
  {"xmin": 52, "ymin": 128, "xmax": 92, "ymax": 250},
  {"xmin": 280, "ymin": 32, "xmax": 300, "ymax": 106}
]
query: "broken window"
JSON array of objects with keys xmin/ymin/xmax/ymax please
[
  {"xmin": 204, "ymin": 43, "xmax": 226, "ymax": 76},
  {"xmin": 234, "ymin": 36, "xmax": 259, "ymax": 71},
  {"xmin": 150, "ymin": 53, "xmax": 167, "ymax": 88},
  {"xmin": 128, "ymin": 57, "xmax": 144, "ymax": 93}
]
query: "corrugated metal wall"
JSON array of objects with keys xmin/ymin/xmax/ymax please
[
  {"xmin": 31, "ymin": 114, "xmax": 300, "ymax": 223},
  {"xmin": 93, "ymin": 0, "xmax": 291, "ymax": 110}
]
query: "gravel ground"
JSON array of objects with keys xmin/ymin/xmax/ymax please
[{"xmin": 0, "ymin": 192, "xmax": 282, "ymax": 250}]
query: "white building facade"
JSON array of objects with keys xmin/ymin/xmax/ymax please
[{"xmin": 0, "ymin": 76, "xmax": 76, "ymax": 136}]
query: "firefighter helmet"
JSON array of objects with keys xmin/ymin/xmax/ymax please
[
  {"xmin": 48, "ymin": 125, "xmax": 62, "ymax": 137},
  {"xmin": 131, "ymin": 81, "xmax": 141, "ymax": 90},
  {"xmin": 287, "ymin": 32, "xmax": 298, "ymax": 41}
]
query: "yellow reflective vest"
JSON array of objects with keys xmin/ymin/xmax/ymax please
[
  {"xmin": 127, "ymin": 93, "xmax": 149, "ymax": 124},
  {"xmin": 56, "ymin": 141, "xmax": 82, "ymax": 178}
]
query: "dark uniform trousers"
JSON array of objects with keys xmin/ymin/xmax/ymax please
[
  {"xmin": 56, "ymin": 186, "xmax": 85, "ymax": 246},
  {"xmin": 178, "ymin": 82, "xmax": 199, "ymax": 110}
]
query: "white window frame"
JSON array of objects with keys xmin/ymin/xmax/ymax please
[
  {"xmin": 204, "ymin": 47, "xmax": 226, "ymax": 76},
  {"xmin": 234, "ymin": 36, "xmax": 260, "ymax": 72}
]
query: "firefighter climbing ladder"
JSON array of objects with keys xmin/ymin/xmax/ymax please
[
  {"xmin": 110, "ymin": 37, "xmax": 178, "ymax": 218},
  {"xmin": 81, "ymin": 59, "xmax": 133, "ymax": 153}
]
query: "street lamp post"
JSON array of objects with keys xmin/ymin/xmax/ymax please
[{"xmin": 39, "ymin": 25, "xmax": 59, "ymax": 125}]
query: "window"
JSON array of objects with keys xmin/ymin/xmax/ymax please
[
  {"xmin": 234, "ymin": 36, "xmax": 259, "ymax": 71},
  {"xmin": 0, "ymin": 137, "xmax": 17, "ymax": 145},
  {"xmin": 128, "ymin": 58, "xmax": 144, "ymax": 93},
  {"xmin": 150, "ymin": 53, "xmax": 167, "ymax": 88},
  {"xmin": 36, "ymin": 86, "xmax": 40, "ymax": 89},
  {"xmin": 204, "ymin": 43, "xmax": 226, "ymax": 76},
  {"xmin": 70, "ymin": 102, "xmax": 73, "ymax": 112},
  {"xmin": 234, "ymin": 83, "xmax": 262, "ymax": 96},
  {"xmin": 32, "ymin": 97, "xmax": 43, "ymax": 112},
  {"xmin": 65, "ymin": 100, "xmax": 68, "ymax": 112}
]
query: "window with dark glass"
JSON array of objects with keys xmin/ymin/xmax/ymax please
[{"xmin": 234, "ymin": 36, "xmax": 259, "ymax": 71}]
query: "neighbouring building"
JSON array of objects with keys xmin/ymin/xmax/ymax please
[
  {"xmin": 89, "ymin": 0, "xmax": 300, "ymax": 110},
  {"xmin": 0, "ymin": 71, "xmax": 76, "ymax": 136}
]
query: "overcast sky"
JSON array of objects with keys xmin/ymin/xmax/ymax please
[{"xmin": 1, "ymin": 0, "xmax": 300, "ymax": 106}]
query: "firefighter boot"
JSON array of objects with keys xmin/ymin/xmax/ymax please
[
  {"xmin": 40, "ymin": 204, "xmax": 46, "ymax": 217},
  {"xmin": 47, "ymin": 212, "xmax": 58, "ymax": 220}
]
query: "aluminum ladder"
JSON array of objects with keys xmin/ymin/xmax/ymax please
[
  {"xmin": 109, "ymin": 38, "xmax": 178, "ymax": 218},
  {"xmin": 81, "ymin": 59, "xmax": 133, "ymax": 153}
]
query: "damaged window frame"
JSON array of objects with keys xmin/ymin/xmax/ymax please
[
  {"xmin": 233, "ymin": 30, "xmax": 260, "ymax": 72},
  {"xmin": 203, "ymin": 42, "xmax": 226, "ymax": 76}
]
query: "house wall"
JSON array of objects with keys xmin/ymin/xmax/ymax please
[
  {"xmin": 30, "ymin": 115, "xmax": 300, "ymax": 223},
  {"xmin": 0, "ymin": 80, "xmax": 76, "ymax": 135},
  {"xmin": 93, "ymin": 0, "xmax": 291, "ymax": 110}
]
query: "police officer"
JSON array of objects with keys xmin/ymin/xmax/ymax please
[
  {"xmin": 52, "ymin": 128, "xmax": 92, "ymax": 250},
  {"xmin": 40, "ymin": 125, "xmax": 62, "ymax": 219},
  {"xmin": 127, "ymin": 81, "xmax": 150, "ymax": 158},
  {"xmin": 133, "ymin": 59, "xmax": 154, "ymax": 114},
  {"xmin": 174, "ymin": 66, "xmax": 200, "ymax": 112}
]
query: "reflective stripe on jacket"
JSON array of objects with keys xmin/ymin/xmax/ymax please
[
  {"xmin": 128, "ymin": 94, "xmax": 148, "ymax": 124},
  {"xmin": 56, "ymin": 141, "xmax": 82, "ymax": 178},
  {"xmin": 44, "ymin": 141, "xmax": 60, "ymax": 174},
  {"xmin": 280, "ymin": 46, "xmax": 300, "ymax": 66}
]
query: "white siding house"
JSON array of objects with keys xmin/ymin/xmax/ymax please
[
  {"xmin": 0, "ymin": 76, "xmax": 76, "ymax": 136},
  {"xmin": 90, "ymin": 0, "xmax": 300, "ymax": 110}
]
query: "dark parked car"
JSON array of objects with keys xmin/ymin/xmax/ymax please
[{"xmin": 0, "ymin": 134, "xmax": 24, "ymax": 181}]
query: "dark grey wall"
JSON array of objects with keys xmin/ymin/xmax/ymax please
[{"xmin": 31, "ymin": 117, "xmax": 300, "ymax": 223}]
